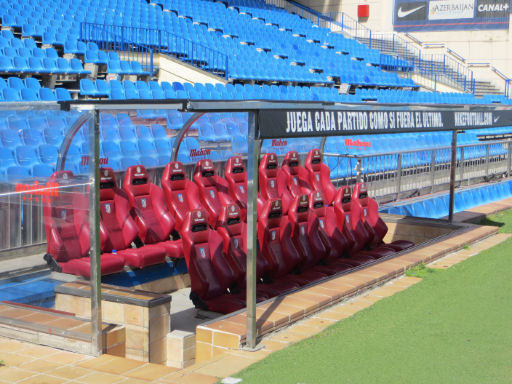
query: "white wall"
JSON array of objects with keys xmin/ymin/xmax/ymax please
[{"xmin": 157, "ymin": 55, "xmax": 226, "ymax": 85}]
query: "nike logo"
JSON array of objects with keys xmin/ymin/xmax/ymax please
[
  {"xmin": 494, "ymin": 116, "xmax": 500, "ymax": 123},
  {"xmin": 397, "ymin": 5, "xmax": 426, "ymax": 18}
]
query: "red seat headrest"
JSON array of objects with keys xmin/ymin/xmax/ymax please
[
  {"xmin": 48, "ymin": 170, "xmax": 74, "ymax": 184},
  {"xmin": 125, "ymin": 165, "xmax": 150, "ymax": 196},
  {"xmin": 194, "ymin": 159, "xmax": 216, "ymax": 186},
  {"xmin": 282, "ymin": 151, "xmax": 300, "ymax": 175},
  {"xmin": 306, "ymin": 149, "xmax": 322, "ymax": 172},
  {"xmin": 353, "ymin": 182, "xmax": 368, "ymax": 201},
  {"xmin": 288, "ymin": 194, "xmax": 309, "ymax": 224},
  {"xmin": 226, "ymin": 156, "xmax": 246, "ymax": 182},
  {"xmin": 260, "ymin": 198, "xmax": 282, "ymax": 229},
  {"xmin": 184, "ymin": 209, "xmax": 210, "ymax": 244},
  {"xmin": 259, "ymin": 153, "xmax": 278, "ymax": 178},
  {"xmin": 164, "ymin": 161, "xmax": 187, "ymax": 190},
  {"xmin": 309, "ymin": 191, "xmax": 325, "ymax": 217},
  {"xmin": 219, "ymin": 203, "xmax": 242, "ymax": 236},
  {"xmin": 99, "ymin": 167, "xmax": 116, "ymax": 201},
  {"xmin": 339, "ymin": 185, "xmax": 352, "ymax": 210}
]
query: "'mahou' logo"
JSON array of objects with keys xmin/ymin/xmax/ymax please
[
  {"xmin": 81, "ymin": 156, "xmax": 109, "ymax": 166},
  {"xmin": 190, "ymin": 148, "xmax": 211, "ymax": 157},
  {"xmin": 16, "ymin": 181, "xmax": 60, "ymax": 202},
  {"xmin": 344, "ymin": 138, "xmax": 371, "ymax": 149},
  {"xmin": 272, "ymin": 139, "xmax": 287, "ymax": 147}
]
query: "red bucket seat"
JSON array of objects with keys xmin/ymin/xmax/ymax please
[
  {"xmin": 99, "ymin": 168, "xmax": 167, "ymax": 269},
  {"xmin": 224, "ymin": 156, "xmax": 247, "ymax": 220},
  {"xmin": 304, "ymin": 149, "xmax": 337, "ymax": 205},
  {"xmin": 161, "ymin": 161, "xmax": 201, "ymax": 232},
  {"xmin": 122, "ymin": 165, "xmax": 183, "ymax": 259},
  {"xmin": 192, "ymin": 159, "xmax": 233, "ymax": 227},
  {"xmin": 43, "ymin": 171, "xmax": 124, "ymax": 278},
  {"xmin": 352, "ymin": 182, "xmax": 414, "ymax": 251}
]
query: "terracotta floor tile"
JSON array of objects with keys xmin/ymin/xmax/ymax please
[
  {"xmin": 114, "ymin": 378, "xmax": 150, "ymax": 384},
  {"xmin": 19, "ymin": 312, "xmax": 61, "ymax": 325},
  {"xmin": 193, "ymin": 355, "xmax": 256, "ymax": 378},
  {"xmin": 18, "ymin": 344, "xmax": 60, "ymax": 358},
  {"xmin": 260, "ymin": 339, "xmax": 289, "ymax": 352},
  {"xmin": 19, "ymin": 358, "xmax": 62, "ymax": 373},
  {"xmin": 0, "ymin": 352, "xmax": 37, "ymax": 367},
  {"xmin": 46, "ymin": 365, "xmax": 92, "ymax": 380},
  {"xmin": 300, "ymin": 317, "xmax": 336, "ymax": 329},
  {"xmin": 284, "ymin": 324, "xmax": 322, "ymax": 337},
  {"xmin": 45, "ymin": 317, "xmax": 86, "ymax": 330},
  {"xmin": 46, "ymin": 351, "xmax": 91, "ymax": 365},
  {"xmin": 0, "ymin": 339, "xmax": 27, "ymax": 353},
  {"xmin": 78, "ymin": 354, "xmax": 120, "ymax": 369},
  {"xmin": 0, "ymin": 307, "xmax": 33, "ymax": 320},
  {"xmin": 159, "ymin": 372, "xmax": 218, "ymax": 384},
  {"xmin": 367, "ymin": 285, "xmax": 406, "ymax": 298},
  {"xmin": 270, "ymin": 331, "xmax": 308, "ymax": 344},
  {"xmin": 124, "ymin": 363, "xmax": 178, "ymax": 381},
  {"xmin": 75, "ymin": 371, "xmax": 125, "ymax": 384},
  {"xmin": 206, "ymin": 320, "xmax": 246, "ymax": 336},
  {"xmin": 314, "ymin": 309, "xmax": 353, "ymax": 321},
  {"xmin": 17, "ymin": 373, "xmax": 68, "ymax": 384},
  {"xmin": 0, "ymin": 366, "xmax": 36, "ymax": 382},
  {"xmin": 92, "ymin": 356, "xmax": 146, "ymax": 375}
]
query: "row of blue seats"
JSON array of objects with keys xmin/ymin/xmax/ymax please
[
  {"xmin": 384, "ymin": 181, "xmax": 512, "ymax": 219},
  {"xmin": 0, "ymin": 86, "xmax": 71, "ymax": 102},
  {"xmin": 0, "ymin": 0, "xmax": 409, "ymax": 86}
]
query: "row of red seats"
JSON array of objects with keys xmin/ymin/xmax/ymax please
[
  {"xmin": 43, "ymin": 148, "xmax": 414, "ymax": 314},
  {"xmin": 180, "ymin": 149, "xmax": 414, "ymax": 314},
  {"xmin": 43, "ymin": 155, "xmax": 248, "ymax": 278}
]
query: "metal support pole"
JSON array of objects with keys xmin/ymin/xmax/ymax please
[
  {"xmin": 246, "ymin": 112, "xmax": 259, "ymax": 349},
  {"xmin": 396, "ymin": 153, "xmax": 402, "ymax": 201},
  {"xmin": 430, "ymin": 150, "xmax": 436, "ymax": 193},
  {"xmin": 89, "ymin": 109, "xmax": 102, "ymax": 356},
  {"xmin": 485, "ymin": 145, "xmax": 490, "ymax": 179},
  {"xmin": 459, "ymin": 147, "xmax": 465, "ymax": 185},
  {"xmin": 448, "ymin": 131, "xmax": 457, "ymax": 223},
  {"xmin": 507, "ymin": 142, "xmax": 511, "ymax": 178}
]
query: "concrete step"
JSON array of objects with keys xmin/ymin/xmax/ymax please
[{"xmin": 0, "ymin": 301, "xmax": 125, "ymax": 355}]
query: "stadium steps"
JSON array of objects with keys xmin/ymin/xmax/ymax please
[
  {"xmin": 473, "ymin": 81, "xmax": 503, "ymax": 97},
  {"xmin": 157, "ymin": 53, "xmax": 227, "ymax": 86}
]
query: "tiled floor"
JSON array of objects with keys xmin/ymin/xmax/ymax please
[{"xmin": 0, "ymin": 202, "xmax": 510, "ymax": 383}]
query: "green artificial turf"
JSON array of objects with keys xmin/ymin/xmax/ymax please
[
  {"xmin": 480, "ymin": 209, "xmax": 512, "ymax": 233},
  {"xmin": 234, "ymin": 219, "xmax": 512, "ymax": 383}
]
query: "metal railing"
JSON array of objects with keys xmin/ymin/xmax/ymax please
[
  {"xmin": 80, "ymin": 23, "xmax": 229, "ymax": 79},
  {"xmin": 323, "ymin": 140, "xmax": 511, "ymax": 204},
  {"xmin": 80, "ymin": 23, "xmax": 155, "ymax": 75},
  {"xmin": 265, "ymin": 0, "xmax": 481, "ymax": 94},
  {"xmin": 3, "ymin": 137, "xmax": 509, "ymax": 254}
]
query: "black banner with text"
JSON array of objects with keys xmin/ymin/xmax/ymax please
[{"xmin": 258, "ymin": 109, "xmax": 512, "ymax": 139}]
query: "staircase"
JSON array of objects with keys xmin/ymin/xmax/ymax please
[
  {"xmin": 474, "ymin": 80, "xmax": 503, "ymax": 97},
  {"xmin": 268, "ymin": 0, "xmax": 510, "ymax": 97}
]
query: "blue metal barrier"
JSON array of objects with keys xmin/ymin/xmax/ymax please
[{"xmin": 80, "ymin": 23, "xmax": 229, "ymax": 79}]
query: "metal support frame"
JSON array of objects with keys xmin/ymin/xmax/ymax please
[
  {"xmin": 448, "ymin": 130, "xmax": 458, "ymax": 223},
  {"xmin": 246, "ymin": 112, "xmax": 259, "ymax": 349},
  {"xmin": 55, "ymin": 98, "xmax": 512, "ymax": 356},
  {"xmin": 171, "ymin": 112, "xmax": 206, "ymax": 162},
  {"xmin": 88, "ymin": 109, "xmax": 102, "ymax": 355}
]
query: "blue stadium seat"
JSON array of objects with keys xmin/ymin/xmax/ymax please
[
  {"xmin": 24, "ymin": 77, "xmax": 41, "ymax": 89},
  {"xmin": 16, "ymin": 146, "xmax": 39, "ymax": 166},
  {"xmin": 55, "ymin": 88, "xmax": 72, "ymax": 101},
  {"xmin": 7, "ymin": 166, "xmax": 31, "ymax": 181},
  {"xmin": 39, "ymin": 88, "xmax": 57, "ymax": 101},
  {"xmin": 3, "ymin": 88, "xmax": 21, "ymax": 102}
]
